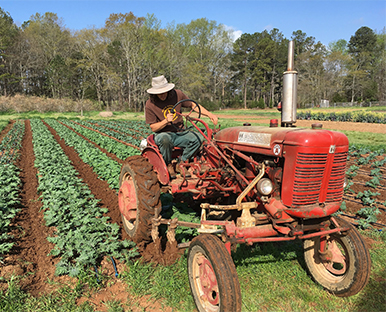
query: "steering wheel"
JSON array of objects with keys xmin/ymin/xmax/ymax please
[{"xmin": 172, "ymin": 99, "xmax": 201, "ymax": 130}]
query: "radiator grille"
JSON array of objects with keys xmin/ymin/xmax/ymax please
[
  {"xmin": 326, "ymin": 152, "xmax": 347, "ymax": 202},
  {"xmin": 292, "ymin": 152, "xmax": 347, "ymax": 206}
]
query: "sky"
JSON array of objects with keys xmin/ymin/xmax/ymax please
[{"xmin": 1, "ymin": 0, "xmax": 386, "ymax": 46}]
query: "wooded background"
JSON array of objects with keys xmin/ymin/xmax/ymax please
[{"xmin": 0, "ymin": 8, "xmax": 385, "ymax": 111}]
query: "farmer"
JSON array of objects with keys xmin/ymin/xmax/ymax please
[{"xmin": 145, "ymin": 75, "xmax": 218, "ymax": 178}]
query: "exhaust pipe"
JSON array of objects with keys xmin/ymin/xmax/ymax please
[{"xmin": 281, "ymin": 41, "xmax": 298, "ymax": 127}]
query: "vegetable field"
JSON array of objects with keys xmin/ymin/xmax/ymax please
[
  {"xmin": 0, "ymin": 116, "xmax": 385, "ymax": 311},
  {"xmin": 1, "ymin": 120, "xmax": 150, "ymax": 292}
]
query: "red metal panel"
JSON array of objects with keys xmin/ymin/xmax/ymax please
[
  {"xmin": 215, "ymin": 126, "xmax": 296, "ymax": 156},
  {"xmin": 142, "ymin": 146, "xmax": 169, "ymax": 185},
  {"xmin": 214, "ymin": 126, "xmax": 289, "ymax": 144},
  {"xmin": 281, "ymin": 130, "xmax": 348, "ymax": 208}
]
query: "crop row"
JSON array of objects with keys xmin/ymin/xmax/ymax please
[
  {"xmin": 0, "ymin": 120, "xmax": 25, "ymax": 261},
  {"xmin": 30, "ymin": 119, "xmax": 136, "ymax": 276},
  {"xmin": 89, "ymin": 119, "xmax": 152, "ymax": 137},
  {"xmin": 297, "ymin": 111, "xmax": 386, "ymax": 123},
  {"xmin": 109, "ymin": 119, "xmax": 152, "ymax": 135},
  {"xmin": 0, "ymin": 120, "xmax": 25, "ymax": 165},
  {"xmin": 59, "ymin": 119, "xmax": 140, "ymax": 161},
  {"xmin": 79, "ymin": 120, "xmax": 143, "ymax": 145},
  {"xmin": 45, "ymin": 119, "xmax": 123, "ymax": 190}
]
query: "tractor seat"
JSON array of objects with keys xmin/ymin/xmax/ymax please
[{"xmin": 147, "ymin": 134, "xmax": 157, "ymax": 147}]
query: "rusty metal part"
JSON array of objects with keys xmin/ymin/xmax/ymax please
[
  {"xmin": 201, "ymin": 201, "xmax": 257, "ymax": 211},
  {"xmin": 187, "ymin": 117, "xmax": 251, "ymax": 187},
  {"xmin": 178, "ymin": 241, "xmax": 191, "ymax": 249},
  {"xmin": 159, "ymin": 218, "xmax": 200, "ymax": 228},
  {"xmin": 151, "ymin": 215, "xmax": 161, "ymax": 242},
  {"xmin": 237, "ymin": 208, "xmax": 256, "ymax": 228},
  {"xmin": 235, "ymin": 162, "xmax": 265, "ymax": 228},
  {"xmin": 150, "ymin": 202, "xmax": 162, "ymax": 242},
  {"xmin": 318, "ymin": 249, "xmax": 333, "ymax": 262},
  {"xmin": 199, "ymin": 164, "xmax": 266, "ymax": 229},
  {"xmin": 236, "ymin": 163, "xmax": 265, "ymax": 206},
  {"xmin": 198, "ymin": 209, "xmax": 225, "ymax": 234},
  {"xmin": 199, "ymin": 163, "xmax": 265, "ymax": 213},
  {"xmin": 166, "ymin": 218, "xmax": 178, "ymax": 243},
  {"xmin": 224, "ymin": 146, "xmax": 261, "ymax": 168},
  {"xmin": 322, "ymin": 240, "xmax": 347, "ymax": 275}
]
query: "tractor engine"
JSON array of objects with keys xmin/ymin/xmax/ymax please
[{"xmin": 213, "ymin": 124, "xmax": 349, "ymax": 219}]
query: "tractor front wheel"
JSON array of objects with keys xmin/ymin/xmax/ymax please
[
  {"xmin": 118, "ymin": 155, "xmax": 161, "ymax": 244},
  {"xmin": 187, "ymin": 234, "xmax": 241, "ymax": 312},
  {"xmin": 303, "ymin": 216, "xmax": 371, "ymax": 297}
]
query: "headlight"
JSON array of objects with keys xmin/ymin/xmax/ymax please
[{"xmin": 257, "ymin": 178, "xmax": 273, "ymax": 195}]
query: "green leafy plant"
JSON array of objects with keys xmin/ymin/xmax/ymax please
[
  {"xmin": 356, "ymin": 190, "xmax": 380, "ymax": 206},
  {"xmin": 0, "ymin": 120, "xmax": 24, "ymax": 261},
  {"xmin": 366, "ymin": 176, "xmax": 381, "ymax": 188},
  {"xmin": 346, "ymin": 164, "xmax": 359, "ymax": 178}
]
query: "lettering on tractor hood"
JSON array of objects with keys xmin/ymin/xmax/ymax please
[
  {"xmin": 215, "ymin": 126, "xmax": 296, "ymax": 147},
  {"xmin": 238, "ymin": 131, "xmax": 271, "ymax": 146}
]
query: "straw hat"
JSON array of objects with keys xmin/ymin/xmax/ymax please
[{"xmin": 146, "ymin": 75, "xmax": 175, "ymax": 94}]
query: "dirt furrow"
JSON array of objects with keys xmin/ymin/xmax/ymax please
[{"xmin": 9, "ymin": 120, "xmax": 58, "ymax": 296}]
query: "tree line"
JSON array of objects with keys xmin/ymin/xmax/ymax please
[{"xmin": 0, "ymin": 7, "xmax": 385, "ymax": 111}]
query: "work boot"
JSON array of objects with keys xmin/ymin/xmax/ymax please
[
  {"xmin": 176, "ymin": 162, "xmax": 191, "ymax": 178},
  {"xmin": 167, "ymin": 163, "xmax": 176, "ymax": 179}
]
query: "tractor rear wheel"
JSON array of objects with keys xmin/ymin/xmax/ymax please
[
  {"xmin": 118, "ymin": 155, "xmax": 161, "ymax": 244},
  {"xmin": 187, "ymin": 234, "xmax": 241, "ymax": 312},
  {"xmin": 303, "ymin": 216, "xmax": 371, "ymax": 297}
]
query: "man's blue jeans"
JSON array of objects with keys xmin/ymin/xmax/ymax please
[{"xmin": 154, "ymin": 131, "xmax": 203, "ymax": 164}]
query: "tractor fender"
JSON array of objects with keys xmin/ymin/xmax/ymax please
[{"xmin": 142, "ymin": 146, "xmax": 169, "ymax": 185}]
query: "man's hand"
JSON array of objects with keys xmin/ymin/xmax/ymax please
[
  {"xmin": 150, "ymin": 113, "xmax": 174, "ymax": 132},
  {"xmin": 166, "ymin": 112, "xmax": 174, "ymax": 124}
]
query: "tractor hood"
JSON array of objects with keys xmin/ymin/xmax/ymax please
[
  {"xmin": 214, "ymin": 126, "xmax": 349, "ymax": 156},
  {"xmin": 215, "ymin": 126, "xmax": 292, "ymax": 147}
]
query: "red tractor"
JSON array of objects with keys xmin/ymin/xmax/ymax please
[{"xmin": 118, "ymin": 42, "xmax": 371, "ymax": 312}]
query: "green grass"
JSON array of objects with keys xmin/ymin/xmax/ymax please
[
  {"xmin": 120, "ymin": 256, "xmax": 196, "ymax": 311},
  {"xmin": 235, "ymin": 238, "xmax": 386, "ymax": 311},
  {"xmin": 0, "ymin": 276, "xmax": 95, "ymax": 312},
  {"xmin": 341, "ymin": 130, "xmax": 386, "ymax": 151}
]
